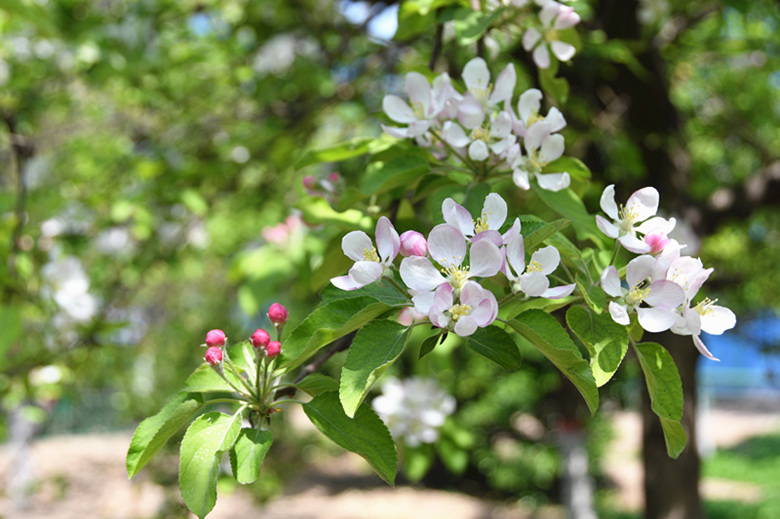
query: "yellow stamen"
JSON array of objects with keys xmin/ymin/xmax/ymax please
[
  {"xmin": 526, "ymin": 260, "xmax": 543, "ymax": 273},
  {"xmin": 363, "ymin": 247, "xmax": 380, "ymax": 263},
  {"xmin": 618, "ymin": 203, "xmax": 639, "ymax": 233},
  {"xmin": 471, "ymin": 127, "xmax": 491, "ymax": 142},
  {"xmin": 694, "ymin": 298, "xmax": 718, "ymax": 316},
  {"xmin": 625, "ymin": 283, "xmax": 651, "ymax": 306},
  {"xmin": 449, "ymin": 304, "xmax": 472, "ymax": 321},
  {"xmin": 526, "ymin": 113, "xmax": 544, "ymax": 126},
  {"xmin": 473, "ymin": 211, "xmax": 492, "ymax": 234},
  {"xmin": 441, "ymin": 258, "xmax": 469, "ymax": 289}
]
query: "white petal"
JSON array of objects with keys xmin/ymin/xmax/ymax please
[
  {"xmin": 411, "ymin": 290, "xmax": 436, "ymax": 315},
  {"xmin": 635, "ymin": 216, "xmax": 676, "ymax": 235},
  {"xmin": 522, "ymin": 28, "xmax": 542, "ymax": 51},
  {"xmin": 536, "ymin": 172, "xmax": 571, "ymax": 191},
  {"xmin": 469, "ymin": 239, "xmax": 503, "ymax": 278},
  {"xmin": 469, "ymin": 140, "xmax": 489, "ymax": 161},
  {"xmin": 517, "ymin": 88, "xmax": 542, "ymax": 124},
  {"xmin": 533, "ymin": 43, "xmax": 551, "ymax": 69},
  {"xmin": 626, "ymin": 255, "xmax": 656, "ymax": 287},
  {"xmin": 645, "ymin": 280, "xmax": 684, "ymax": 310},
  {"xmin": 400, "ymin": 256, "xmax": 446, "ymax": 292},
  {"xmin": 599, "ymin": 184, "xmax": 619, "ymax": 220},
  {"xmin": 626, "ymin": 187, "xmax": 659, "ymax": 222},
  {"xmin": 442, "ymin": 198, "xmax": 475, "ymax": 237},
  {"xmin": 520, "ymin": 271, "xmax": 550, "ymax": 297},
  {"xmin": 375, "ymin": 216, "xmax": 400, "ymax": 262},
  {"xmin": 637, "ymin": 307, "xmax": 677, "ymax": 333},
  {"xmin": 596, "ymin": 216, "xmax": 620, "ymax": 239},
  {"xmin": 512, "ymin": 169, "xmax": 531, "ymax": 190},
  {"xmin": 700, "ymin": 306, "xmax": 736, "ymax": 335},
  {"xmin": 463, "ymin": 57, "xmax": 490, "ymax": 94},
  {"xmin": 524, "ymin": 121, "xmax": 550, "ymax": 152},
  {"xmin": 489, "ymin": 64, "xmax": 516, "ymax": 106},
  {"xmin": 383, "ymin": 94, "xmax": 417, "ymax": 123},
  {"xmin": 381, "ymin": 124, "xmax": 411, "ymax": 139},
  {"xmin": 348, "ymin": 261, "xmax": 384, "ymax": 286},
  {"xmin": 453, "ymin": 316, "xmax": 478, "ymax": 337},
  {"xmin": 539, "ymin": 133, "xmax": 565, "ymax": 163},
  {"xmin": 441, "ymin": 121, "xmax": 471, "ymax": 148},
  {"xmin": 331, "ymin": 274, "xmax": 366, "ymax": 291},
  {"xmin": 600, "ymin": 266, "xmax": 622, "ymax": 297},
  {"xmin": 609, "ymin": 301, "xmax": 631, "ymax": 326},
  {"xmin": 342, "ymin": 231, "xmax": 373, "ymax": 262},
  {"xmin": 502, "ymin": 218, "xmax": 522, "ymax": 245},
  {"xmin": 457, "ymin": 94, "xmax": 485, "ymax": 129},
  {"xmin": 550, "ymin": 41, "xmax": 576, "ymax": 62},
  {"xmin": 405, "ymin": 72, "xmax": 431, "ymax": 111},
  {"xmin": 531, "ymin": 246, "xmax": 560, "ymax": 275},
  {"xmin": 544, "ymin": 107, "xmax": 567, "ymax": 133},
  {"xmin": 505, "ymin": 234, "xmax": 525, "ymax": 279},
  {"xmin": 482, "ymin": 193, "xmax": 508, "ymax": 230},
  {"xmin": 619, "ymin": 234, "xmax": 653, "ymax": 254},
  {"xmin": 542, "ymin": 283, "xmax": 576, "ymax": 299},
  {"xmin": 539, "ymin": 3, "xmax": 559, "ymax": 26},
  {"xmin": 554, "ymin": 6, "xmax": 581, "ymax": 29},
  {"xmin": 428, "ymin": 224, "xmax": 467, "ymax": 267},
  {"xmin": 491, "ymin": 111, "xmax": 514, "ymax": 137},
  {"xmin": 693, "ymin": 335, "xmax": 720, "ymax": 361}
]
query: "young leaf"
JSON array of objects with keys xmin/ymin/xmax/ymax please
[
  {"xmin": 633, "ymin": 342, "xmax": 687, "ymax": 458},
  {"xmin": 535, "ymin": 187, "xmax": 607, "ymax": 249},
  {"xmin": 183, "ymin": 364, "xmax": 245, "ymax": 393},
  {"xmin": 418, "ymin": 332, "xmax": 441, "ymax": 359},
  {"xmin": 296, "ymin": 373, "xmax": 340, "ymax": 396},
  {"xmin": 279, "ymin": 296, "xmax": 394, "ymax": 371},
  {"xmin": 179, "ymin": 411, "xmax": 242, "ymax": 519},
  {"xmin": 522, "ymin": 218, "xmax": 571, "ymax": 252},
  {"xmin": 566, "ymin": 306, "xmax": 628, "ymax": 387},
  {"xmin": 506, "ymin": 310, "xmax": 599, "ymax": 414},
  {"xmin": 295, "ymin": 137, "xmax": 391, "ymax": 169},
  {"xmin": 575, "ymin": 274, "xmax": 606, "ymax": 314},
  {"xmin": 296, "ymin": 196, "xmax": 373, "ymax": 231},
  {"xmin": 230, "ymin": 428, "xmax": 273, "ymax": 485},
  {"xmin": 303, "ymin": 391, "xmax": 397, "ymax": 485},
  {"xmin": 453, "ymin": 6, "xmax": 504, "ymax": 46},
  {"xmin": 320, "ymin": 276, "xmax": 409, "ymax": 307},
  {"xmin": 360, "ymin": 155, "xmax": 429, "ymax": 195},
  {"xmin": 127, "ymin": 392, "xmax": 205, "ymax": 479},
  {"xmin": 340, "ymin": 320, "xmax": 411, "ymax": 418},
  {"xmin": 465, "ymin": 325, "xmax": 523, "ymax": 371}
]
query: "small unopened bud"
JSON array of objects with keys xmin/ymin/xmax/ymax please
[
  {"xmin": 303, "ymin": 175, "xmax": 317, "ymax": 190},
  {"xmin": 205, "ymin": 329, "xmax": 226, "ymax": 347},
  {"xmin": 645, "ymin": 231, "xmax": 670, "ymax": 255},
  {"xmin": 205, "ymin": 346, "xmax": 223, "ymax": 365},
  {"xmin": 251, "ymin": 328, "xmax": 271, "ymax": 349},
  {"xmin": 328, "ymin": 172, "xmax": 340, "ymax": 183},
  {"xmin": 399, "ymin": 230, "xmax": 428, "ymax": 257},
  {"xmin": 266, "ymin": 341, "xmax": 281, "ymax": 358},
  {"xmin": 268, "ymin": 303, "xmax": 288, "ymax": 325}
]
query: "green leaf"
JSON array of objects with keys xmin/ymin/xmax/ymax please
[
  {"xmin": 360, "ymin": 155, "xmax": 429, "ymax": 195},
  {"xmin": 565, "ymin": 306, "xmax": 628, "ymax": 387},
  {"xmin": 418, "ymin": 332, "xmax": 441, "ymax": 359},
  {"xmin": 538, "ymin": 64, "xmax": 569, "ymax": 104},
  {"xmin": 296, "ymin": 196, "xmax": 373, "ymax": 231},
  {"xmin": 303, "ymin": 392, "xmax": 397, "ymax": 484},
  {"xmin": 402, "ymin": 443, "xmax": 434, "ymax": 482},
  {"xmin": 295, "ymin": 137, "xmax": 391, "ymax": 169},
  {"xmin": 230, "ymin": 428, "xmax": 273, "ymax": 485},
  {"xmin": 0, "ymin": 306, "xmax": 22, "ymax": 357},
  {"xmin": 501, "ymin": 294, "xmax": 575, "ymax": 321},
  {"xmin": 279, "ymin": 296, "xmax": 394, "ymax": 371},
  {"xmin": 183, "ymin": 364, "xmax": 246, "ymax": 393},
  {"xmin": 576, "ymin": 275, "xmax": 606, "ymax": 314},
  {"xmin": 320, "ymin": 277, "xmax": 409, "ymax": 307},
  {"xmin": 506, "ymin": 310, "xmax": 599, "ymax": 414},
  {"xmin": 633, "ymin": 342, "xmax": 687, "ymax": 458},
  {"xmin": 465, "ymin": 325, "xmax": 522, "ymax": 370},
  {"xmin": 126, "ymin": 392, "xmax": 205, "ymax": 479},
  {"xmin": 340, "ymin": 320, "xmax": 411, "ymax": 418},
  {"xmin": 522, "ymin": 218, "xmax": 571, "ymax": 252},
  {"xmin": 296, "ymin": 373, "xmax": 340, "ymax": 396},
  {"xmin": 179, "ymin": 411, "xmax": 243, "ymax": 519},
  {"xmin": 453, "ymin": 7, "xmax": 504, "ymax": 46},
  {"xmin": 535, "ymin": 187, "xmax": 607, "ymax": 248},
  {"xmin": 543, "ymin": 156, "xmax": 592, "ymax": 184}
]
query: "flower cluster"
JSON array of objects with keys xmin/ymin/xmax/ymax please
[
  {"xmin": 596, "ymin": 185, "xmax": 736, "ymax": 360},
  {"xmin": 382, "ymin": 58, "xmax": 572, "ymax": 192},
  {"xmin": 371, "ymin": 377, "xmax": 456, "ymax": 447},
  {"xmin": 331, "ymin": 193, "xmax": 575, "ymax": 337}
]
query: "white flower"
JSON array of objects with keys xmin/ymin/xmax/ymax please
[
  {"xmin": 382, "ymin": 71, "xmax": 456, "ymax": 144},
  {"xmin": 507, "ymin": 122, "xmax": 570, "ymax": 191},
  {"xmin": 512, "ymin": 88, "xmax": 566, "ymax": 138},
  {"xmin": 522, "ymin": 1, "xmax": 581, "ymax": 69},
  {"xmin": 441, "ymin": 103, "xmax": 516, "ymax": 162},
  {"xmin": 428, "ymin": 281, "xmax": 498, "ymax": 336},
  {"xmin": 461, "ymin": 57, "xmax": 516, "ymax": 110},
  {"xmin": 503, "ymin": 235, "xmax": 575, "ymax": 298},
  {"xmin": 331, "ymin": 217, "xmax": 400, "ymax": 290},
  {"xmin": 596, "ymin": 184, "xmax": 675, "ymax": 254},
  {"xmin": 372, "ymin": 377, "xmax": 456, "ymax": 447},
  {"xmin": 41, "ymin": 256, "xmax": 99, "ymax": 322},
  {"xmin": 442, "ymin": 193, "xmax": 507, "ymax": 245}
]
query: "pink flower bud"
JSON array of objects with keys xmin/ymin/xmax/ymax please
[
  {"xmin": 268, "ymin": 303, "xmax": 288, "ymax": 325},
  {"xmin": 251, "ymin": 328, "xmax": 271, "ymax": 349},
  {"xmin": 204, "ymin": 346, "xmax": 223, "ymax": 365},
  {"xmin": 645, "ymin": 231, "xmax": 670, "ymax": 255},
  {"xmin": 205, "ymin": 329, "xmax": 226, "ymax": 347},
  {"xmin": 328, "ymin": 172, "xmax": 340, "ymax": 183},
  {"xmin": 266, "ymin": 341, "xmax": 281, "ymax": 358},
  {"xmin": 303, "ymin": 175, "xmax": 317, "ymax": 190},
  {"xmin": 399, "ymin": 230, "xmax": 428, "ymax": 257}
]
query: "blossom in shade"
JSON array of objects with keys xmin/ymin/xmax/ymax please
[
  {"xmin": 429, "ymin": 281, "xmax": 498, "ymax": 337},
  {"xmin": 600, "ymin": 255, "xmax": 685, "ymax": 332},
  {"xmin": 507, "ymin": 122, "xmax": 570, "ymax": 191},
  {"xmin": 442, "ymin": 193, "xmax": 507, "ymax": 245},
  {"xmin": 332, "ymin": 216, "xmax": 400, "ymax": 290},
  {"xmin": 461, "ymin": 57, "xmax": 516, "ymax": 110},
  {"xmin": 596, "ymin": 184, "xmax": 675, "ymax": 254},
  {"xmin": 522, "ymin": 1, "xmax": 581, "ymax": 69},
  {"xmin": 382, "ymin": 71, "xmax": 455, "ymax": 142},
  {"xmin": 205, "ymin": 329, "xmax": 226, "ymax": 347},
  {"xmin": 511, "ymin": 88, "xmax": 566, "ymax": 138},
  {"xmin": 503, "ymin": 235, "xmax": 575, "ymax": 298},
  {"xmin": 441, "ymin": 102, "xmax": 515, "ymax": 162}
]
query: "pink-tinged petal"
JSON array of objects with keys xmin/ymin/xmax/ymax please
[
  {"xmin": 483, "ymin": 193, "xmax": 508, "ymax": 230},
  {"xmin": 693, "ymin": 335, "xmax": 720, "ymax": 361},
  {"xmin": 471, "ymin": 230, "xmax": 503, "ymax": 247},
  {"xmin": 513, "ymin": 169, "xmax": 531, "ymax": 190},
  {"xmin": 453, "ymin": 316, "xmax": 478, "ymax": 337},
  {"xmin": 520, "ymin": 271, "xmax": 550, "ymax": 297},
  {"xmin": 531, "ymin": 246, "xmax": 561, "ymax": 275},
  {"xmin": 637, "ymin": 307, "xmax": 677, "ymax": 333},
  {"xmin": 599, "ymin": 184, "xmax": 619, "ymax": 220},
  {"xmin": 489, "ymin": 64, "xmax": 516, "ymax": 106},
  {"xmin": 442, "ymin": 198, "xmax": 475, "ymax": 237},
  {"xmin": 539, "ymin": 3, "xmax": 559, "ymax": 26},
  {"xmin": 382, "ymin": 124, "xmax": 411, "ymax": 139},
  {"xmin": 626, "ymin": 255, "xmax": 656, "ymax": 287},
  {"xmin": 550, "ymin": 41, "xmax": 576, "ymax": 62},
  {"xmin": 430, "ymin": 284, "xmax": 454, "ymax": 329},
  {"xmin": 619, "ymin": 234, "xmax": 653, "ymax": 254},
  {"xmin": 428, "ymin": 224, "xmax": 467, "ymax": 266},
  {"xmin": 441, "ymin": 121, "xmax": 471, "ymax": 148},
  {"xmin": 405, "ymin": 72, "xmax": 431, "ymax": 111},
  {"xmin": 635, "ymin": 216, "xmax": 676, "ymax": 235},
  {"xmin": 523, "ymin": 28, "xmax": 541, "ymax": 51},
  {"xmin": 411, "ymin": 290, "xmax": 436, "ymax": 315},
  {"xmin": 331, "ymin": 274, "xmax": 366, "ymax": 291},
  {"xmin": 646, "ymin": 280, "xmax": 685, "ymax": 310},
  {"xmin": 405, "ymin": 120, "xmax": 433, "ymax": 138},
  {"xmin": 600, "ymin": 266, "xmax": 622, "ymax": 297},
  {"xmin": 539, "ymin": 133, "xmax": 565, "ymax": 163},
  {"xmin": 517, "ymin": 88, "xmax": 542, "ymax": 124},
  {"xmin": 348, "ymin": 261, "xmax": 383, "ymax": 286},
  {"xmin": 469, "ymin": 239, "xmax": 503, "ymax": 278},
  {"xmin": 400, "ymin": 256, "xmax": 446, "ymax": 292},
  {"xmin": 533, "ymin": 44, "xmax": 551, "ymax": 69},
  {"xmin": 375, "ymin": 216, "xmax": 400, "ymax": 262},
  {"xmin": 457, "ymin": 94, "xmax": 485, "ymax": 129},
  {"xmin": 536, "ymin": 172, "xmax": 571, "ymax": 191},
  {"xmin": 609, "ymin": 301, "xmax": 631, "ymax": 326},
  {"xmin": 469, "ymin": 140, "xmax": 490, "ymax": 161},
  {"xmin": 596, "ymin": 215, "xmax": 620, "ymax": 239},
  {"xmin": 342, "ymin": 231, "xmax": 373, "ymax": 262},
  {"xmin": 491, "ymin": 111, "xmax": 514, "ymax": 137},
  {"xmin": 459, "ymin": 280, "xmax": 486, "ymax": 306},
  {"xmin": 544, "ymin": 107, "xmax": 567, "ymax": 133},
  {"xmin": 626, "ymin": 187, "xmax": 659, "ymax": 222},
  {"xmin": 524, "ymin": 121, "xmax": 550, "ymax": 151},
  {"xmin": 542, "ymin": 283, "xmax": 576, "ymax": 299},
  {"xmin": 699, "ymin": 305, "xmax": 736, "ymax": 335},
  {"xmin": 505, "ymin": 234, "xmax": 525, "ymax": 279},
  {"xmin": 502, "ymin": 218, "xmax": 522, "ymax": 245},
  {"xmin": 463, "ymin": 57, "xmax": 490, "ymax": 94},
  {"xmin": 554, "ymin": 6, "xmax": 581, "ymax": 29},
  {"xmin": 383, "ymin": 94, "xmax": 416, "ymax": 123}
]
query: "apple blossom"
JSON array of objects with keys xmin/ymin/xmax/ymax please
[
  {"xmin": 507, "ymin": 122, "xmax": 570, "ymax": 191},
  {"xmin": 461, "ymin": 57, "xmax": 516, "ymax": 110},
  {"xmin": 382, "ymin": 71, "xmax": 455, "ymax": 143},
  {"xmin": 503, "ymin": 234, "xmax": 575, "ymax": 298},
  {"xmin": 512, "ymin": 88, "xmax": 566, "ymax": 138},
  {"xmin": 428, "ymin": 281, "xmax": 499, "ymax": 337},
  {"xmin": 522, "ymin": 1, "xmax": 581, "ymax": 69},
  {"xmin": 331, "ymin": 216, "xmax": 401, "ymax": 290},
  {"xmin": 399, "ymin": 230, "xmax": 428, "ymax": 257},
  {"xmin": 442, "ymin": 193, "xmax": 507, "ymax": 245},
  {"xmin": 596, "ymin": 184, "xmax": 676, "ymax": 254}
]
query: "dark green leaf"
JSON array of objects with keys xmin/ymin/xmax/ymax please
[
  {"xmin": 566, "ymin": 306, "xmax": 628, "ymax": 387},
  {"xmin": 230, "ymin": 428, "xmax": 273, "ymax": 484},
  {"xmin": 523, "ymin": 218, "xmax": 571, "ymax": 252},
  {"xmin": 360, "ymin": 155, "xmax": 429, "ymax": 195},
  {"xmin": 320, "ymin": 276, "xmax": 409, "ymax": 307},
  {"xmin": 454, "ymin": 7, "xmax": 504, "ymax": 46},
  {"xmin": 576, "ymin": 274, "xmax": 606, "ymax": 314},
  {"xmin": 543, "ymin": 156, "xmax": 592, "ymax": 183},
  {"xmin": 535, "ymin": 187, "xmax": 608, "ymax": 248},
  {"xmin": 465, "ymin": 325, "xmax": 523, "ymax": 370},
  {"xmin": 340, "ymin": 320, "xmax": 411, "ymax": 417},
  {"xmin": 303, "ymin": 392, "xmax": 397, "ymax": 484},
  {"xmin": 296, "ymin": 373, "xmax": 340, "ymax": 396},
  {"xmin": 418, "ymin": 332, "xmax": 441, "ymax": 359}
]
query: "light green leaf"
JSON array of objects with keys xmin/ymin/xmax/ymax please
[
  {"xmin": 296, "ymin": 196, "xmax": 373, "ymax": 231},
  {"xmin": 535, "ymin": 187, "xmax": 607, "ymax": 248},
  {"xmin": 543, "ymin": 156, "xmax": 591, "ymax": 183},
  {"xmin": 230, "ymin": 428, "xmax": 273, "ymax": 485},
  {"xmin": 507, "ymin": 310, "xmax": 599, "ymax": 414},
  {"xmin": 633, "ymin": 342, "xmax": 687, "ymax": 458},
  {"xmin": 183, "ymin": 364, "xmax": 246, "ymax": 393},
  {"xmin": 127, "ymin": 392, "xmax": 205, "ymax": 479},
  {"xmin": 296, "ymin": 373, "xmax": 340, "ymax": 396},
  {"xmin": 295, "ymin": 137, "xmax": 392, "ymax": 169},
  {"xmin": 566, "ymin": 306, "xmax": 628, "ymax": 387},
  {"xmin": 179, "ymin": 411, "xmax": 243, "ymax": 519},
  {"xmin": 320, "ymin": 276, "xmax": 409, "ymax": 307},
  {"xmin": 402, "ymin": 444, "xmax": 434, "ymax": 482},
  {"xmin": 303, "ymin": 392, "xmax": 397, "ymax": 485},
  {"xmin": 360, "ymin": 155, "xmax": 429, "ymax": 195},
  {"xmin": 454, "ymin": 7, "xmax": 504, "ymax": 46},
  {"xmin": 522, "ymin": 218, "xmax": 571, "ymax": 252},
  {"xmin": 576, "ymin": 274, "xmax": 606, "ymax": 314},
  {"xmin": 465, "ymin": 325, "xmax": 523, "ymax": 370},
  {"xmin": 0, "ymin": 306, "xmax": 22, "ymax": 357},
  {"xmin": 340, "ymin": 320, "xmax": 411, "ymax": 418},
  {"xmin": 279, "ymin": 297, "xmax": 394, "ymax": 371}
]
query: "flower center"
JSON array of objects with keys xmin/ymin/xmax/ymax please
[
  {"xmin": 449, "ymin": 304, "xmax": 472, "ymax": 321},
  {"xmin": 526, "ymin": 112, "xmax": 545, "ymax": 127},
  {"xmin": 442, "ymin": 259, "xmax": 469, "ymax": 289},
  {"xmin": 544, "ymin": 29, "xmax": 560, "ymax": 43},
  {"xmin": 625, "ymin": 283, "xmax": 651, "ymax": 306},
  {"xmin": 694, "ymin": 297, "xmax": 717, "ymax": 316},
  {"xmin": 470, "ymin": 82, "xmax": 493, "ymax": 104},
  {"xmin": 473, "ymin": 211, "xmax": 492, "ymax": 233},
  {"xmin": 363, "ymin": 247, "xmax": 380, "ymax": 263},
  {"xmin": 526, "ymin": 149, "xmax": 544, "ymax": 173},
  {"xmin": 618, "ymin": 204, "xmax": 639, "ymax": 233},
  {"xmin": 526, "ymin": 259, "xmax": 543, "ymax": 274},
  {"xmin": 471, "ymin": 127, "xmax": 491, "ymax": 143},
  {"xmin": 411, "ymin": 101, "xmax": 425, "ymax": 119}
]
